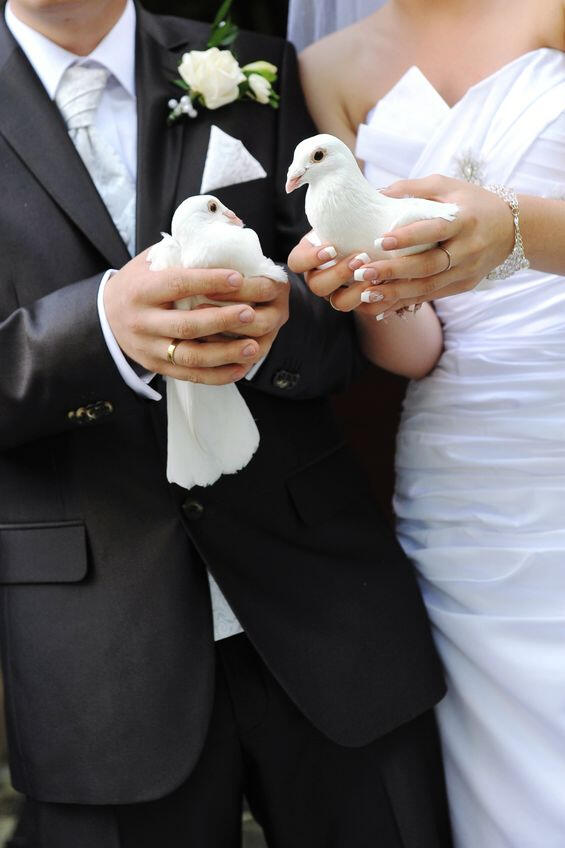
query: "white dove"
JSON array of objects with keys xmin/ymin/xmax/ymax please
[
  {"xmin": 286, "ymin": 133, "xmax": 458, "ymax": 274},
  {"xmin": 148, "ymin": 194, "xmax": 287, "ymax": 491}
]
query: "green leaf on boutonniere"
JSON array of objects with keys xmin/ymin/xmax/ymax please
[
  {"xmin": 207, "ymin": 0, "xmax": 239, "ymax": 50},
  {"xmin": 211, "ymin": 0, "xmax": 234, "ymax": 30}
]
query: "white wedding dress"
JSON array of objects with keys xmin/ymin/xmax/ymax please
[{"xmin": 356, "ymin": 49, "xmax": 565, "ymax": 847}]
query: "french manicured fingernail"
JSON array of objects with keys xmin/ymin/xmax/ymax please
[
  {"xmin": 374, "ymin": 237, "xmax": 397, "ymax": 251},
  {"xmin": 228, "ymin": 273, "xmax": 242, "ymax": 287},
  {"xmin": 348, "ymin": 252, "xmax": 371, "ymax": 270},
  {"xmin": 354, "ymin": 267, "xmax": 378, "ymax": 282},
  {"xmin": 376, "ymin": 309, "xmax": 396, "ymax": 322},
  {"xmin": 242, "ymin": 343, "xmax": 257, "ymax": 357},
  {"xmin": 239, "ymin": 307, "xmax": 254, "ymax": 323},
  {"xmin": 318, "ymin": 245, "xmax": 337, "ymax": 262},
  {"xmin": 360, "ymin": 290, "xmax": 384, "ymax": 304}
]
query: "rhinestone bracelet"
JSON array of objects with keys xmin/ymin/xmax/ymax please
[{"xmin": 484, "ymin": 185, "xmax": 530, "ymax": 280}]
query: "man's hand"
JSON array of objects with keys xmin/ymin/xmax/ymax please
[{"xmin": 104, "ymin": 251, "xmax": 289, "ymax": 385}]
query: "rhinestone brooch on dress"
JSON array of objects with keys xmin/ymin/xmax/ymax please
[{"xmin": 454, "ymin": 150, "xmax": 486, "ymax": 185}]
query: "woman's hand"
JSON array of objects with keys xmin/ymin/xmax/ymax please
[{"xmin": 348, "ymin": 175, "xmax": 516, "ymax": 314}]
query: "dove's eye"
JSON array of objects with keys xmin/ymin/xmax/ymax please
[
  {"xmin": 208, "ymin": 201, "xmax": 218, "ymax": 213},
  {"xmin": 312, "ymin": 149, "xmax": 326, "ymax": 163}
]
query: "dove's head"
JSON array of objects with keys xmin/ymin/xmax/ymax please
[
  {"xmin": 171, "ymin": 195, "xmax": 244, "ymax": 243},
  {"xmin": 286, "ymin": 134, "xmax": 359, "ymax": 193}
]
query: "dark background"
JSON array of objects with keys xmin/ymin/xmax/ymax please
[
  {"xmin": 140, "ymin": 1, "xmax": 288, "ymax": 37},
  {"xmin": 139, "ymin": 0, "xmax": 407, "ymax": 519}
]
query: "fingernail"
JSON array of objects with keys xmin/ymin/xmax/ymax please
[
  {"xmin": 242, "ymin": 343, "xmax": 257, "ymax": 357},
  {"xmin": 318, "ymin": 245, "xmax": 337, "ymax": 261},
  {"xmin": 228, "ymin": 273, "xmax": 242, "ymax": 287},
  {"xmin": 374, "ymin": 237, "xmax": 397, "ymax": 251},
  {"xmin": 239, "ymin": 307, "xmax": 254, "ymax": 323},
  {"xmin": 348, "ymin": 252, "xmax": 371, "ymax": 270},
  {"xmin": 376, "ymin": 309, "xmax": 396, "ymax": 322},
  {"xmin": 354, "ymin": 267, "xmax": 378, "ymax": 282},
  {"xmin": 360, "ymin": 290, "xmax": 384, "ymax": 304}
]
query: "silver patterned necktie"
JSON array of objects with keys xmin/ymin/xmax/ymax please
[{"xmin": 55, "ymin": 63, "xmax": 136, "ymax": 255}]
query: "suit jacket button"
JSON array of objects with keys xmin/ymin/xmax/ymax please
[
  {"xmin": 272, "ymin": 370, "xmax": 300, "ymax": 390},
  {"xmin": 182, "ymin": 499, "xmax": 205, "ymax": 520}
]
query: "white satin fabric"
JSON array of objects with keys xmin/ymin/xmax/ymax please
[{"xmin": 356, "ymin": 49, "xmax": 565, "ymax": 847}]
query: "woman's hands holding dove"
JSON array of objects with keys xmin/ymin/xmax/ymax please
[{"xmin": 289, "ymin": 176, "xmax": 516, "ymax": 316}]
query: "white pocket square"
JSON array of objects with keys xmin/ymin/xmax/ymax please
[{"xmin": 200, "ymin": 125, "xmax": 267, "ymax": 194}]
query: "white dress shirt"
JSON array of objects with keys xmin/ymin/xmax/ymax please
[{"xmin": 5, "ymin": 0, "xmax": 244, "ymax": 641}]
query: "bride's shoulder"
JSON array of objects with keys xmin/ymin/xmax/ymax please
[{"xmin": 298, "ymin": 20, "xmax": 380, "ymax": 138}]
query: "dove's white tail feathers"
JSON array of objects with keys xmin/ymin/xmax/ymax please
[
  {"xmin": 165, "ymin": 377, "xmax": 260, "ymax": 490},
  {"xmin": 147, "ymin": 232, "xmax": 182, "ymax": 270}
]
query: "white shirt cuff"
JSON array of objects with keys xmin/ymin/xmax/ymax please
[
  {"xmin": 245, "ymin": 356, "xmax": 266, "ymax": 381},
  {"xmin": 97, "ymin": 270, "xmax": 162, "ymax": 401}
]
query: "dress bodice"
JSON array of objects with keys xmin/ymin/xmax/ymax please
[{"xmin": 355, "ymin": 49, "xmax": 565, "ymax": 349}]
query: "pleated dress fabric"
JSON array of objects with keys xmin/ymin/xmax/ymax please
[{"xmin": 356, "ymin": 49, "xmax": 565, "ymax": 848}]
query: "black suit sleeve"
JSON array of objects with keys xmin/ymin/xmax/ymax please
[
  {"xmin": 250, "ymin": 39, "xmax": 367, "ymax": 400},
  {"xmin": 0, "ymin": 274, "xmax": 144, "ymax": 450}
]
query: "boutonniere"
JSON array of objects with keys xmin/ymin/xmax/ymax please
[{"xmin": 167, "ymin": 0, "xmax": 280, "ymax": 125}]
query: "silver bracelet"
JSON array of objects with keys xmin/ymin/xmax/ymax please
[{"xmin": 484, "ymin": 185, "xmax": 530, "ymax": 280}]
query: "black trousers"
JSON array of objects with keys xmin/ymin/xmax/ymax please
[{"xmin": 13, "ymin": 634, "xmax": 452, "ymax": 848}]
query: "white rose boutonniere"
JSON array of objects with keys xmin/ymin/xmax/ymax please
[
  {"xmin": 178, "ymin": 48, "xmax": 245, "ymax": 110},
  {"xmin": 168, "ymin": 0, "xmax": 280, "ymax": 125}
]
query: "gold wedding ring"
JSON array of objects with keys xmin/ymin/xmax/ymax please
[
  {"xmin": 167, "ymin": 339, "xmax": 180, "ymax": 366},
  {"xmin": 439, "ymin": 246, "xmax": 452, "ymax": 272},
  {"xmin": 328, "ymin": 292, "xmax": 341, "ymax": 312}
]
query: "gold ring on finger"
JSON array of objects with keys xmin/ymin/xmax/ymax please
[
  {"xmin": 167, "ymin": 339, "xmax": 180, "ymax": 366},
  {"xmin": 438, "ymin": 246, "xmax": 452, "ymax": 272},
  {"xmin": 328, "ymin": 292, "xmax": 342, "ymax": 312}
]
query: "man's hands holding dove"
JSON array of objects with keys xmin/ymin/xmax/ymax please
[{"xmin": 104, "ymin": 250, "xmax": 288, "ymax": 386}]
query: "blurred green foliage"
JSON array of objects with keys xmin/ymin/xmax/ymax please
[{"xmin": 139, "ymin": 0, "xmax": 288, "ymax": 37}]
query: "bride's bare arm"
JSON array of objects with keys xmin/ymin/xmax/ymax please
[{"xmin": 354, "ymin": 305, "xmax": 443, "ymax": 379}]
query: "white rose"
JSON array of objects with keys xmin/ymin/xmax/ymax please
[
  {"xmin": 178, "ymin": 47, "xmax": 245, "ymax": 110},
  {"xmin": 248, "ymin": 73, "xmax": 272, "ymax": 105}
]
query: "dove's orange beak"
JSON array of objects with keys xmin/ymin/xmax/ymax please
[
  {"xmin": 223, "ymin": 209, "xmax": 244, "ymax": 227},
  {"xmin": 285, "ymin": 167, "xmax": 306, "ymax": 194}
]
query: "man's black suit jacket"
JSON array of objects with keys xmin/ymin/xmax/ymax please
[{"xmin": 0, "ymin": 5, "xmax": 445, "ymax": 804}]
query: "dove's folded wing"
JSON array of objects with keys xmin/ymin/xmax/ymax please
[
  {"xmin": 255, "ymin": 258, "xmax": 289, "ymax": 284},
  {"xmin": 147, "ymin": 233, "xmax": 182, "ymax": 271}
]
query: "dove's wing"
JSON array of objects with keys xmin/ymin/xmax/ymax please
[
  {"xmin": 147, "ymin": 233, "xmax": 182, "ymax": 270},
  {"xmin": 387, "ymin": 199, "xmax": 459, "ymax": 229},
  {"xmin": 185, "ymin": 222, "xmax": 288, "ymax": 283},
  {"xmin": 255, "ymin": 258, "xmax": 288, "ymax": 283}
]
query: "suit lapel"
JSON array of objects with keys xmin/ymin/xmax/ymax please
[
  {"xmin": 135, "ymin": 7, "xmax": 188, "ymax": 251},
  {"xmin": 135, "ymin": 6, "xmax": 218, "ymax": 250},
  {"xmin": 0, "ymin": 17, "xmax": 131, "ymax": 270}
]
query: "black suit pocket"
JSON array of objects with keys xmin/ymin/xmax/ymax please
[
  {"xmin": 0, "ymin": 522, "xmax": 88, "ymax": 583},
  {"xmin": 286, "ymin": 444, "xmax": 374, "ymax": 527}
]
